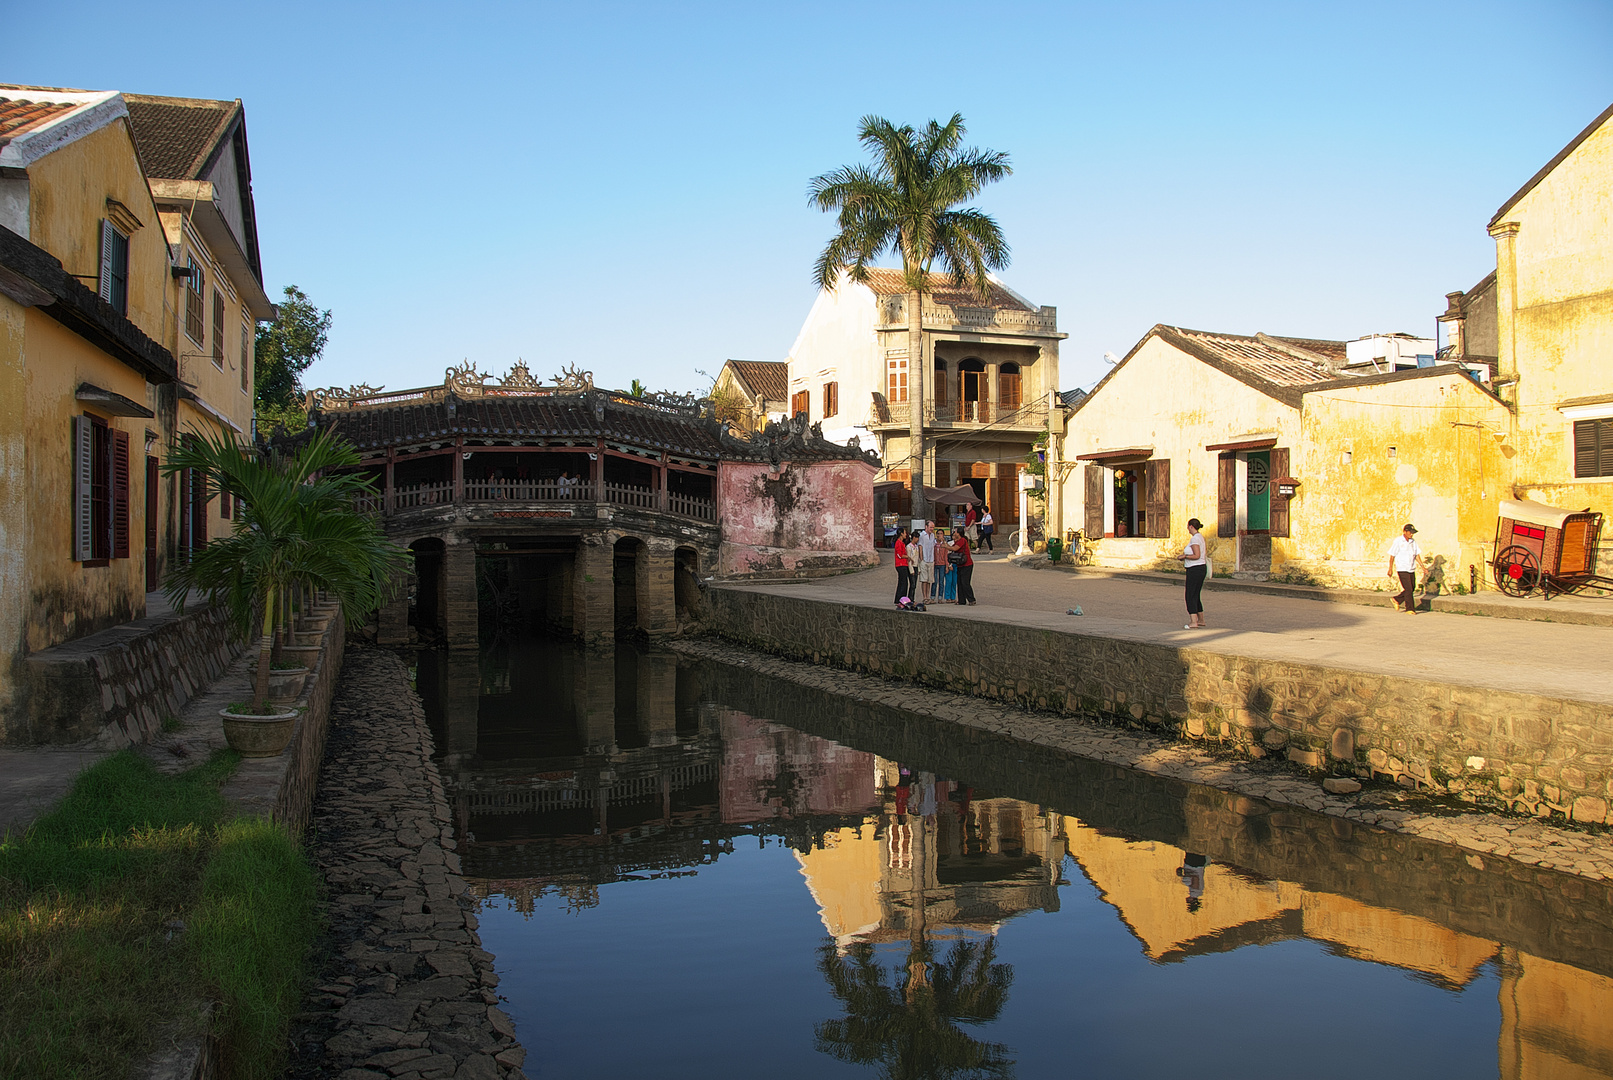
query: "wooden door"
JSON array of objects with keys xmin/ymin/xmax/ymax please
[
  {"xmin": 1084, "ymin": 465, "xmax": 1105, "ymax": 537},
  {"xmin": 145, "ymin": 456, "xmax": 159, "ymax": 590},
  {"xmin": 1217, "ymin": 456, "xmax": 1236, "ymax": 537}
]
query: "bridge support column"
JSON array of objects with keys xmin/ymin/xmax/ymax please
[
  {"xmin": 572, "ymin": 535, "xmax": 614, "ymax": 647},
  {"xmin": 636, "ymin": 651, "xmax": 678, "ymax": 746},
  {"xmin": 576, "ymin": 649, "xmax": 616, "ymax": 751},
  {"xmin": 546, "ymin": 555, "xmax": 574, "ymax": 634},
  {"xmin": 376, "ymin": 572, "xmax": 410, "ymax": 645},
  {"xmin": 637, "ymin": 537, "xmax": 677, "ymax": 636},
  {"xmin": 443, "ymin": 651, "xmax": 480, "ymax": 763},
  {"xmin": 443, "ymin": 535, "xmax": 479, "ymax": 650}
]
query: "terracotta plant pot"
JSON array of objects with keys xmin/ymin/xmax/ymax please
[
  {"xmin": 278, "ymin": 644, "xmax": 322, "ymax": 668},
  {"xmin": 219, "ymin": 706, "xmax": 298, "ymax": 757},
  {"xmin": 247, "ymin": 665, "xmax": 309, "ymax": 703},
  {"xmin": 292, "ymin": 629, "xmax": 324, "ymax": 646},
  {"xmin": 299, "ymin": 615, "xmax": 332, "ymax": 633}
]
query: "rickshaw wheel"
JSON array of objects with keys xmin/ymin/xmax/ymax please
[{"xmin": 1494, "ymin": 545, "xmax": 1540, "ymax": 597}]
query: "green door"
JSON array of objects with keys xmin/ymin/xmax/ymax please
[{"xmin": 1246, "ymin": 451, "xmax": 1270, "ymax": 531}]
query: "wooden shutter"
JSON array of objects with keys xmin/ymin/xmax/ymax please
[
  {"xmin": 791, "ymin": 389, "xmax": 809, "ymax": 417},
  {"xmin": 1576, "ymin": 419, "xmax": 1613, "ymax": 478},
  {"xmin": 145, "ymin": 456, "xmax": 160, "ymax": 589},
  {"xmin": 1269, "ymin": 447, "xmax": 1291, "ymax": 537},
  {"xmin": 211, "ymin": 291, "xmax": 225, "ymax": 367},
  {"xmin": 1145, "ymin": 458, "xmax": 1170, "ymax": 538},
  {"xmin": 178, "ymin": 468, "xmax": 192, "ymax": 560},
  {"xmin": 933, "ymin": 361, "xmax": 947, "ymax": 406},
  {"xmin": 72, "ymin": 416, "xmax": 94, "ymax": 560},
  {"xmin": 112, "ymin": 429, "xmax": 130, "ymax": 559},
  {"xmin": 1084, "ymin": 464, "xmax": 1104, "ymax": 537},
  {"xmin": 98, "ymin": 220, "xmax": 114, "ymax": 302},
  {"xmin": 1217, "ymin": 454, "xmax": 1236, "ymax": 537},
  {"xmin": 192, "ymin": 464, "xmax": 208, "ymax": 546}
]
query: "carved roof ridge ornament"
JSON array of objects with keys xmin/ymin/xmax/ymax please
[
  {"xmin": 713, "ymin": 410, "xmax": 880, "ymax": 467},
  {"xmin": 445, "ymin": 359, "xmax": 488, "ymax": 396},
  {"xmin": 551, "ymin": 362, "xmax": 593, "ymax": 391},
  {"xmin": 502, "ymin": 359, "xmax": 541, "ymax": 389},
  {"xmin": 307, "ymin": 382, "xmax": 385, "ymax": 410}
]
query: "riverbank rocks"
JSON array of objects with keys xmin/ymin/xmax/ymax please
[
  {"xmin": 1323, "ymin": 778, "xmax": 1362, "ymax": 795},
  {"xmin": 283, "ymin": 646, "xmax": 528, "ymax": 1080}
]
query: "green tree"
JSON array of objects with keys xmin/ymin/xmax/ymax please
[
  {"xmin": 254, "ymin": 285, "xmax": 332, "ymax": 434},
  {"xmin": 163, "ymin": 429, "xmax": 407, "ymax": 711},
  {"xmin": 810, "ymin": 115, "xmax": 1012, "ymax": 520},
  {"xmin": 629, "ymin": 379, "xmax": 648, "ymax": 398}
]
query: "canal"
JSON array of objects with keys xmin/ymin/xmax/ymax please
[{"xmin": 415, "ymin": 638, "xmax": 1613, "ymax": 1079}]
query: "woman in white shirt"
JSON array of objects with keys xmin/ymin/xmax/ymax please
[{"xmin": 1177, "ymin": 517, "xmax": 1209, "ymax": 629}]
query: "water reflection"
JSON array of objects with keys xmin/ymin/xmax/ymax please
[{"xmin": 417, "ymin": 640, "xmax": 1613, "ymax": 1080}]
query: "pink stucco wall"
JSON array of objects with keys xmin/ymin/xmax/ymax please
[{"xmin": 717, "ymin": 459, "xmax": 878, "ymax": 577}]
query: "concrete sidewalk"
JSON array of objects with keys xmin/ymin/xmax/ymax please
[{"xmin": 725, "ymin": 552, "xmax": 1613, "ymax": 707}]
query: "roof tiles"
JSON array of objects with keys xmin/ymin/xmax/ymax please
[
  {"xmin": 728, "ymin": 360, "xmax": 788, "ymax": 402},
  {"xmin": 0, "ymin": 96, "xmax": 79, "ymax": 143},
  {"xmin": 1163, "ymin": 326, "xmax": 1343, "ymax": 388},
  {"xmin": 123, "ymin": 95, "xmax": 238, "ymax": 179},
  {"xmin": 856, "ymin": 267, "xmax": 1030, "ymax": 311}
]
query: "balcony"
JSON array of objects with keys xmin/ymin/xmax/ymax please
[
  {"xmin": 867, "ymin": 399, "xmax": 1049, "ymax": 433},
  {"xmin": 355, "ymin": 479, "xmax": 716, "ymax": 523}
]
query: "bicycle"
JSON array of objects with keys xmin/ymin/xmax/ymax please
[
  {"xmin": 1069, "ymin": 529, "xmax": 1097, "ymax": 566},
  {"xmin": 1007, "ymin": 517, "xmax": 1045, "ymax": 552}
]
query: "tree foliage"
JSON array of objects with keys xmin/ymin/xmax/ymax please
[{"xmin": 254, "ymin": 285, "xmax": 331, "ymax": 418}]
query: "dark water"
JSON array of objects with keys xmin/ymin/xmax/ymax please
[{"xmin": 415, "ymin": 640, "xmax": 1613, "ymax": 1080}]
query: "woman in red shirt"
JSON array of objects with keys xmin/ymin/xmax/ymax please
[
  {"xmin": 949, "ymin": 528, "xmax": 976, "ymax": 605},
  {"xmin": 893, "ymin": 527, "xmax": 913, "ymax": 606}
]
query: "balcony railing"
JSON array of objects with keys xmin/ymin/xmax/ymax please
[
  {"xmin": 367, "ymin": 478, "xmax": 715, "ymax": 522},
  {"xmin": 868, "ymin": 400, "xmax": 1047, "ymax": 430}
]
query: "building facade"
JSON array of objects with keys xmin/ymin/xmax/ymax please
[
  {"xmin": 785, "ymin": 268, "xmax": 1063, "ymax": 525},
  {"xmin": 711, "ymin": 359, "xmax": 787, "ymax": 433}
]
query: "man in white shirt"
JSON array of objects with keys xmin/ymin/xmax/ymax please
[
  {"xmin": 916, "ymin": 521, "xmax": 938, "ymax": 604},
  {"xmin": 1386, "ymin": 523, "xmax": 1427, "ymax": 614}
]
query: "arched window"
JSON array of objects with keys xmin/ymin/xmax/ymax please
[
  {"xmin": 958, "ymin": 359, "xmax": 987, "ymax": 422},
  {"xmin": 999, "ymin": 362, "xmax": 1022, "ymax": 411}
]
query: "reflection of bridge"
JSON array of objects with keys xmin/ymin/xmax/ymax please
[{"xmin": 309, "ymin": 362, "xmax": 877, "ymax": 647}]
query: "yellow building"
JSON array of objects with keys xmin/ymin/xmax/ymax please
[
  {"xmin": 1484, "ymin": 102, "xmax": 1613, "ymax": 566},
  {"xmin": 711, "ymin": 359, "xmax": 787, "ymax": 433}
]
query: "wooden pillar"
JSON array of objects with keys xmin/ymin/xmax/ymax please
[
  {"xmin": 590, "ymin": 441, "xmax": 604, "ymax": 500},
  {"xmin": 658, "ymin": 461, "xmax": 669, "ymax": 511},
  {"xmin": 442, "ymin": 533, "xmax": 479, "ymax": 650},
  {"xmin": 452, "ymin": 437, "xmax": 465, "ymax": 503},
  {"xmin": 636, "ymin": 537, "xmax": 676, "ymax": 636},
  {"xmin": 571, "ymin": 534, "xmax": 615, "ymax": 647},
  {"xmin": 384, "ymin": 452, "xmax": 395, "ymax": 514}
]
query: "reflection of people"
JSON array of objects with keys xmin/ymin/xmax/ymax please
[
  {"xmin": 1387, "ymin": 523, "xmax": 1426, "ymax": 614},
  {"xmin": 1176, "ymin": 852, "xmax": 1208, "ymax": 912},
  {"xmin": 1176, "ymin": 517, "xmax": 1208, "ymax": 629}
]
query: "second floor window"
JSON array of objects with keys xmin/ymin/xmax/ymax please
[
  {"xmin": 98, "ymin": 221, "xmax": 129, "ymax": 315},
  {"xmin": 999, "ymin": 362, "xmax": 1022, "ymax": 410},
  {"xmin": 211, "ymin": 291, "xmax": 226, "ymax": 368},
  {"xmin": 791, "ymin": 389, "xmax": 809, "ymax": 417},
  {"xmin": 822, "ymin": 382, "xmax": 838, "ymax": 419},
  {"xmin": 240, "ymin": 323, "xmax": 251, "ymax": 392},
  {"xmin": 185, "ymin": 257, "xmax": 205, "ymax": 344},
  {"xmin": 1576, "ymin": 418, "xmax": 1613, "ymax": 478},
  {"xmin": 887, "ymin": 357, "xmax": 908, "ymax": 404}
]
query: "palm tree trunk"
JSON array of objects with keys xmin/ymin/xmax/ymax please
[
  {"xmin": 907, "ymin": 288, "xmax": 928, "ymax": 523},
  {"xmin": 253, "ymin": 584, "xmax": 276, "ymax": 712}
]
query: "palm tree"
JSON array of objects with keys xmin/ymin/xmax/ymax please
[
  {"xmin": 163, "ymin": 428, "xmax": 408, "ymax": 712},
  {"xmin": 810, "ymin": 114, "xmax": 1012, "ymax": 520}
]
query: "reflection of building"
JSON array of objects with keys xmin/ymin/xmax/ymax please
[
  {"xmin": 795, "ymin": 760, "xmax": 1065, "ymax": 950},
  {"xmin": 1061, "ymin": 812, "xmax": 1613, "ymax": 1076}
]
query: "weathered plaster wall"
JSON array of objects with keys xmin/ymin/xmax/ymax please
[
  {"xmin": 785, "ymin": 280, "xmax": 881, "ymax": 446},
  {"xmin": 1293, "ymin": 373, "xmax": 1511, "ymax": 588},
  {"xmin": 717, "ymin": 459, "xmax": 878, "ymax": 577},
  {"xmin": 1057, "ymin": 335, "xmax": 1303, "ymax": 571},
  {"xmin": 1493, "ymin": 108, "xmax": 1613, "ymax": 524},
  {"xmin": 0, "ymin": 296, "xmax": 26, "ymax": 724},
  {"xmin": 706, "ymin": 587, "xmax": 1613, "ymax": 824}
]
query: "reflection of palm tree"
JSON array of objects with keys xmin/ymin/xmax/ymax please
[{"xmin": 815, "ymin": 938, "xmax": 1014, "ymax": 1080}]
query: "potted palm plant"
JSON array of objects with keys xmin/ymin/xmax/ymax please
[{"xmin": 164, "ymin": 428, "xmax": 408, "ymax": 757}]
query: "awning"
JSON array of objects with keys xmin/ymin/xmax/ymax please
[
  {"xmin": 1206, "ymin": 433, "xmax": 1278, "ymax": 452},
  {"xmin": 872, "ymin": 481, "xmax": 983, "ymax": 506},
  {"xmin": 872, "ymin": 480, "xmax": 906, "ymax": 496},
  {"xmin": 76, "ymin": 382, "xmax": 154, "ymax": 418},
  {"xmin": 1500, "ymin": 498, "xmax": 1588, "ymax": 531},
  {"xmin": 1076, "ymin": 446, "xmax": 1152, "ymax": 462}
]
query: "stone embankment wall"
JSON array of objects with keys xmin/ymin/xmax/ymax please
[
  {"xmin": 269, "ymin": 613, "xmax": 345, "ymax": 835},
  {"xmin": 18, "ymin": 603, "xmax": 241, "ymax": 746},
  {"xmin": 705, "ymin": 588, "xmax": 1613, "ymax": 825}
]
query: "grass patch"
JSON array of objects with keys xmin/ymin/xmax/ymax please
[{"xmin": 0, "ymin": 750, "xmax": 319, "ymax": 1080}]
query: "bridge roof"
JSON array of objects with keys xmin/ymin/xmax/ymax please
[{"xmin": 324, "ymin": 391, "xmax": 728, "ymax": 459}]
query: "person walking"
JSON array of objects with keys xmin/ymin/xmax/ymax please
[
  {"xmin": 950, "ymin": 527, "xmax": 977, "ymax": 605},
  {"xmin": 893, "ymin": 527, "xmax": 913, "ymax": 606},
  {"xmin": 916, "ymin": 520, "xmax": 938, "ymax": 605},
  {"xmin": 1177, "ymin": 517, "xmax": 1209, "ymax": 628},
  {"xmin": 1387, "ymin": 523, "xmax": 1427, "ymax": 614},
  {"xmin": 978, "ymin": 505, "xmax": 994, "ymax": 552}
]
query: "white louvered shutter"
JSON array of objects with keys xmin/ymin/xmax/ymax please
[
  {"xmin": 73, "ymin": 416, "xmax": 94, "ymax": 560},
  {"xmin": 98, "ymin": 220, "xmax": 114, "ymax": 303}
]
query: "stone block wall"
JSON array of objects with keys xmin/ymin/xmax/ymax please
[
  {"xmin": 17, "ymin": 603, "xmax": 241, "ymax": 746},
  {"xmin": 705, "ymin": 587, "xmax": 1613, "ymax": 824},
  {"xmin": 272, "ymin": 612, "xmax": 346, "ymax": 835}
]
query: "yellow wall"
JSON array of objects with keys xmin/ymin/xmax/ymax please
[
  {"xmin": 1294, "ymin": 373, "xmax": 1511, "ymax": 588},
  {"xmin": 1492, "ymin": 109, "xmax": 1613, "ymax": 526},
  {"xmin": 0, "ymin": 296, "xmax": 28, "ymax": 719},
  {"xmin": 161, "ymin": 212, "xmax": 255, "ymax": 436},
  {"xmin": 1499, "ymin": 947, "xmax": 1613, "ymax": 1080},
  {"xmin": 25, "ymin": 120, "xmax": 167, "ymax": 346},
  {"xmin": 1057, "ymin": 335, "xmax": 1304, "ymax": 572}
]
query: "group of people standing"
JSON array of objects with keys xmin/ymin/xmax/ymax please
[{"xmin": 893, "ymin": 519, "xmax": 977, "ymax": 608}]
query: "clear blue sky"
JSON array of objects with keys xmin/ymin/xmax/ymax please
[{"xmin": 10, "ymin": 1, "xmax": 1612, "ymax": 395}]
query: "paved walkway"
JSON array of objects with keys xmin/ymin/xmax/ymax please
[{"xmin": 721, "ymin": 551, "xmax": 1613, "ymax": 706}]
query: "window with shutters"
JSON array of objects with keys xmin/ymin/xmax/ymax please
[
  {"xmin": 72, "ymin": 415, "xmax": 128, "ymax": 563},
  {"xmin": 999, "ymin": 362, "xmax": 1022, "ymax": 411},
  {"xmin": 933, "ymin": 359, "xmax": 947, "ymax": 406},
  {"xmin": 887, "ymin": 357, "xmax": 908, "ymax": 404},
  {"xmin": 1575, "ymin": 419, "xmax": 1613, "ymax": 478},
  {"xmin": 98, "ymin": 220, "xmax": 130, "ymax": 315},
  {"xmin": 185, "ymin": 257, "xmax": 205, "ymax": 344},
  {"xmin": 822, "ymin": 381, "xmax": 838, "ymax": 419},
  {"xmin": 1084, "ymin": 464, "xmax": 1105, "ymax": 538},
  {"xmin": 791, "ymin": 389, "xmax": 809, "ymax": 417},
  {"xmin": 240, "ymin": 322, "xmax": 251, "ymax": 392},
  {"xmin": 1145, "ymin": 459, "xmax": 1171, "ymax": 538},
  {"xmin": 1269, "ymin": 447, "xmax": 1291, "ymax": 537},
  {"xmin": 1217, "ymin": 455, "xmax": 1237, "ymax": 537},
  {"xmin": 211, "ymin": 290, "xmax": 226, "ymax": 367}
]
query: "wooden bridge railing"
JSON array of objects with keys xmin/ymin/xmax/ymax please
[{"xmin": 366, "ymin": 478, "xmax": 715, "ymax": 522}]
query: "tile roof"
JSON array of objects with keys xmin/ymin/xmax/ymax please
[
  {"xmin": 856, "ymin": 267, "xmax": 1030, "ymax": 311},
  {"xmin": 0, "ymin": 96, "xmax": 78, "ymax": 143},
  {"xmin": 122, "ymin": 94, "xmax": 239, "ymax": 179},
  {"xmin": 1161, "ymin": 326, "xmax": 1343, "ymax": 388},
  {"xmin": 727, "ymin": 360, "xmax": 788, "ymax": 402}
]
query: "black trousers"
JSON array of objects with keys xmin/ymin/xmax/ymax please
[
  {"xmin": 1185, "ymin": 564, "xmax": 1207, "ymax": 615},
  {"xmin": 1396, "ymin": 571, "xmax": 1417, "ymax": 610},
  {"xmin": 957, "ymin": 564, "xmax": 976, "ymax": 604},
  {"xmin": 896, "ymin": 566, "xmax": 912, "ymax": 604}
]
